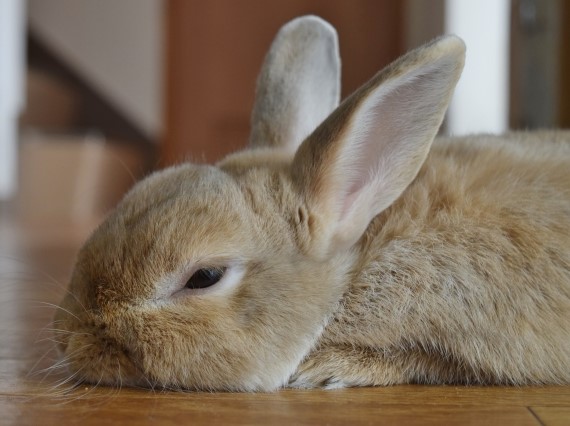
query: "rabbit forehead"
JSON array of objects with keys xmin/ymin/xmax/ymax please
[{"xmin": 76, "ymin": 164, "xmax": 260, "ymax": 304}]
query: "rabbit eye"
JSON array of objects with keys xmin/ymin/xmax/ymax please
[{"xmin": 185, "ymin": 267, "xmax": 226, "ymax": 289}]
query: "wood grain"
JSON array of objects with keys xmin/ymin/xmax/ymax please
[
  {"xmin": 0, "ymin": 396, "xmax": 542, "ymax": 426},
  {"xmin": 1, "ymin": 214, "xmax": 569, "ymax": 425},
  {"xmin": 530, "ymin": 407, "xmax": 570, "ymax": 426}
]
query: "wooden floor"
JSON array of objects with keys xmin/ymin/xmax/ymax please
[{"xmin": 1, "ymin": 209, "xmax": 569, "ymax": 426}]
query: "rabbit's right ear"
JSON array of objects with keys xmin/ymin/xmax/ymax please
[
  {"xmin": 249, "ymin": 16, "xmax": 341, "ymax": 153},
  {"xmin": 292, "ymin": 36, "xmax": 465, "ymax": 257}
]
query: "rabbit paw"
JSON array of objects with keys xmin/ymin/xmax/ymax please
[{"xmin": 288, "ymin": 345, "xmax": 405, "ymax": 389}]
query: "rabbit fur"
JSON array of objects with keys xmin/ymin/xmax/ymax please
[{"xmin": 54, "ymin": 16, "xmax": 570, "ymax": 391}]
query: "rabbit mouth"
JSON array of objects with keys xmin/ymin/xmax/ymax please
[
  {"xmin": 54, "ymin": 323, "xmax": 145, "ymax": 389},
  {"xmin": 52, "ymin": 288, "xmax": 151, "ymax": 388}
]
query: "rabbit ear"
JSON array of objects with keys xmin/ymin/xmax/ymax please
[
  {"xmin": 292, "ymin": 36, "xmax": 466, "ymax": 255},
  {"xmin": 249, "ymin": 16, "xmax": 341, "ymax": 153}
]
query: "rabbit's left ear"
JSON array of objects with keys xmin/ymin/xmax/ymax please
[
  {"xmin": 292, "ymin": 36, "xmax": 466, "ymax": 256},
  {"xmin": 249, "ymin": 16, "xmax": 341, "ymax": 152}
]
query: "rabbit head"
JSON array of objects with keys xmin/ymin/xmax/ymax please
[{"xmin": 55, "ymin": 16, "xmax": 465, "ymax": 391}]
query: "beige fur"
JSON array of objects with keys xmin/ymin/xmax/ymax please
[{"xmin": 54, "ymin": 16, "xmax": 570, "ymax": 391}]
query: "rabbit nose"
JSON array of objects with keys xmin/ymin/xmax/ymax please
[
  {"xmin": 53, "ymin": 302, "xmax": 77, "ymax": 355},
  {"xmin": 55, "ymin": 338, "xmax": 68, "ymax": 355}
]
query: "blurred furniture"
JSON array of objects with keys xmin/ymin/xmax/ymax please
[
  {"xmin": 16, "ymin": 63, "xmax": 149, "ymax": 224},
  {"xmin": 27, "ymin": 0, "xmax": 163, "ymax": 142},
  {"xmin": 510, "ymin": 0, "xmax": 570, "ymax": 129},
  {"xmin": 18, "ymin": 132, "xmax": 144, "ymax": 225},
  {"xmin": 560, "ymin": 1, "xmax": 570, "ymax": 127}
]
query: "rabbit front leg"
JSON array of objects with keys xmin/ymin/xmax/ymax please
[
  {"xmin": 288, "ymin": 345, "xmax": 411, "ymax": 389},
  {"xmin": 288, "ymin": 341, "xmax": 487, "ymax": 389}
]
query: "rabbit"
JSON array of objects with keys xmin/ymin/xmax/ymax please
[{"xmin": 53, "ymin": 15, "xmax": 570, "ymax": 392}]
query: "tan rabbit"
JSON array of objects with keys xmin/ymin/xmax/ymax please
[{"xmin": 54, "ymin": 16, "xmax": 570, "ymax": 391}]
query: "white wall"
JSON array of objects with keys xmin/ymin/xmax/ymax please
[
  {"xmin": 406, "ymin": 0, "xmax": 511, "ymax": 136},
  {"xmin": 445, "ymin": 0, "xmax": 511, "ymax": 135},
  {"xmin": 0, "ymin": 0, "xmax": 25, "ymax": 200},
  {"xmin": 28, "ymin": 0, "xmax": 164, "ymax": 139}
]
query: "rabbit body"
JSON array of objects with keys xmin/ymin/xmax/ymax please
[
  {"xmin": 54, "ymin": 16, "xmax": 570, "ymax": 391},
  {"xmin": 289, "ymin": 131, "xmax": 570, "ymax": 388}
]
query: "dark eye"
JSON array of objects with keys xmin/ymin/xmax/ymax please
[{"xmin": 185, "ymin": 267, "xmax": 226, "ymax": 289}]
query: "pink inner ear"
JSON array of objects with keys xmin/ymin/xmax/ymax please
[
  {"xmin": 341, "ymin": 183, "xmax": 362, "ymax": 219},
  {"xmin": 333, "ymin": 67, "xmax": 456, "ymax": 228}
]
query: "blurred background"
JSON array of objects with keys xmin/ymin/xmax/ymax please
[{"xmin": 0, "ymin": 0, "xmax": 568, "ymax": 233}]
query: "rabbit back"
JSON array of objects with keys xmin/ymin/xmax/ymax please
[{"xmin": 297, "ymin": 131, "xmax": 570, "ymax": 387}]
